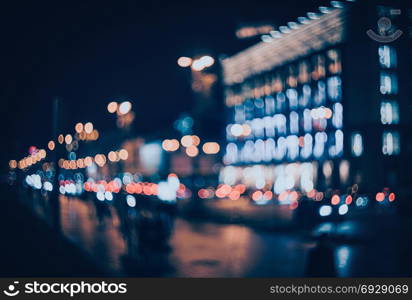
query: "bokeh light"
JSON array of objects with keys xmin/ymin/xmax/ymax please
[
  {"xmin": 331, "ymin": 194, "xmax": 340, "ymax": 205},
  {"xmin": 108, "ymin": 151, "xmax": 118, "ymax": 162},
  {"xmin": 107, "ymin": 102, "xmax": 118, "ymax": 113},
  {"xmin": 118, "ymin": 149, "xmax": 129, "ymax": 160},
  {"xmin": 75, "ymin": 123, "xmax": 84, "ymax": 133},
  {"xmin": 84, "ymin": 122, "xmax": 93, "ymax": 134},
  {"xmin": 48, "ymin": 140, "xmax": 55, "ymax": 151},
  {"xmin": 177, "ymin": 56, "xmax": 192, "ymax": 68},
  {"xmin": 181, "ymin": 135, "xmax": 193, "ymax": 147},
  {"xmin": 118, "ymin": 101, "xmax": 132, "ymax": 115},
  {"xmin": 65, "ymin": 134, "xmax": 73, "ymax": 145},
  {"xmin": 9, "ymin": 160, "xmax": 17, "ymax": 169},
  {"xmin": 185, "ymin": 145, "xmax": 199, "ymax": 157},
  {"xmin": 162, "ymin": 139, "xmax": 180, "ymax": 152},
  {"xmin": 202, "ymin": 142, "xmax": 220, "ymax": 154}
]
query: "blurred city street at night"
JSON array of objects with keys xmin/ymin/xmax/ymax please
[{"xmin": 1, "ymin": 0, "xmax": 412, "ymax": 278}]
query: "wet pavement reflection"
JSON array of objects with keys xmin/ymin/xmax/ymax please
[
  {"xmin": 60, "ymin": 196, "xmax": 126, "ymax": 273},
  {"xmin": 57, "ymin": 195, "xmax": 412, "ymax": 277},
  {"xmin": 169, "ymin": 219, "xmax": 310, "ymax": 277}
]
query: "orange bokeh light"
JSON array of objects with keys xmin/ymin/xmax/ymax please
[
  {"xmin": 252, "ymin": 190, "xmax": 263, "ymax": 201},
  {"xmin": 331, "ymin": 194, "xmax": 340, "ymax": 205},
  {"xmin": 185, "ymin": 145, "xmax": 199, "ymax": 157}
]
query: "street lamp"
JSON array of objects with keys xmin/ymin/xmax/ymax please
[
  {"xmin": 107, "ymin": 101, "xmax": 118, "ymax": 113},
  {"xmin": 177, "ymin": 55, "xmax": 215, "ymax": 71},
  {"xmin": 118, "ymin": 101, "xmax": 132, "ymax": 115},
  {"xmin": 107, "ymin": 101, "xmax": 132, "ymax": 115},
  {"xmin": 177, "ymin": 56, "xmax": 192, "ymax": 68},
  {"xmin": 107, "ymin": 100, "xmax": 134, "ymax": 129}
]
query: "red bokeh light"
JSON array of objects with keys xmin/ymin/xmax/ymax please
[{"xmin": 376, "ymin": 192, "xmax": 385, "ymax": 202}]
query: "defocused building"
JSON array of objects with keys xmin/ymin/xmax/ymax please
[{"xmin": 220, "ymin": 0, "xmax": 411, "ymax": 201}]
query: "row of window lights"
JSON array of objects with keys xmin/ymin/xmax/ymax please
[
  {"xmin": 378, "ymin": 45, "xmax": 399, "ymax": 156},
  {"xmin": 225, "ymin": 49, "xmax": 342, "ymax": 106},
  {"xmin": 224, "ymin": 130, "xmax": 343, "ymax": 164},
  {"xmin": 351, "ymin": 131, "xmax": 400, "ymax": 157},
  {"xmin": 227, "ymin": 131, "xmax": 401, "ymax": 160},
  {"xmin": 230, "ymin": 77, "xmax": 342, "ymax": 121},
  {"xmin": 227, "ymin": 104, "xmax": 343, "ymax": 141}
]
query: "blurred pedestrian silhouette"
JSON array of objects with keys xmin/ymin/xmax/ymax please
[
  {"xmin": 305, "ymin": 233, "xmax": 337, "ymax": 277},
  {"xmin": 93, "ymin": 198, "xmax": 111, "ymax": 227}
]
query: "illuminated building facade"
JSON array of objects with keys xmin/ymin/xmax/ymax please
[{"xmin": 220, "ymin": 0, "xmax": 411, "ymax": 202}]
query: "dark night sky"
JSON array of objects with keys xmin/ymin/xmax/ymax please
[{"xmin": 0, "ymin": 0, "xmax": 326, "ymax": 163}]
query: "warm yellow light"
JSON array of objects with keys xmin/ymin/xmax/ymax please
[
  {"xmin": 162, "ymin": 139, "xmax": 171, "ymax": 151},
  {"xmin": 58, "ymin": 158, "xmax": 64, "ymax": 168},
  {"xmin": 181, "ymin": 135, "xmax": 193, "ymax": 147},
  {"xmin": 177, "ymin": 56, "xmax": 192, "ymax": 68},
  {"xmin": 9, "ymin": 160, "xmax": 17, "ymax": 169},
  {"xmin": 27, "ymin": 156, "xmax": 34, "ymax": 166},
  {"xmin": 32, "ymin": 154, "xmax": 38, "ymax": 163},
  {"xmin": 18, "ymin": 160, "xmax": 26, "ymax": 169},
  {"xmin": 38, "ymin": 149, "xmax": 46, "ymax": 159},
  {"xmin": 79, "ymin": 131, "xmax": 86, "ymax": 140},
  {"xmin": 118, "ymin": 149, "xmax": 128, "ymax": 160},
  {"xmin": 107, "ymin": 101, "xmax": 118, "ymax": 113},
  {"xmin": 48, "ymin": 140, "xmax": 55, "ymax": 151},
  {"xmin": 58, "ymin": 134, "xmax": 64, "ymax": 144},
  {"xmin": 84, "ymin": 156, "xmax": 93, "ymax": 166},
  {"xmin": 108, "ymin": 151, "xmax": 118, "ymax": 162},
  {"xmin": 94, "ymin": 154, "xmax": 106, "ymax": 167},
  {"xmin": 69, "ymin": 161, "xmax": 77, "ymax": 169},
  {"xmin": 90, "ymin": 129, "xmax": 99, "ymax": 140},
  {"xmin": 185, "ymin": 145, "xmax": 199, "ymax": 157},
  {"xmin": 75, "ymin": 122, "xmax": 84, "ymax": 133},
  {"xmin": 202, "ymin": 142, "xmax": 220, "ymax": 154},
  {"xmin": 65, "ymin": 134, "xmax": 73, "ymax": 145},
  {"xmin": 169, "ymin": 139, "xmax": 179, "ymax": 151},
  {"xmin": 76, "ymin": 158, "xmax": 84, "ymax": 168},
  {"xmin": 191, "ymin": 135, "xmax": 200, "ymax": 146},
  {"xmin": 162, "ymin": 139, "xmax": 180, "ymax": 152},
  {"xmin": 84, "ymin": 122, "xmax": 93, "ymax": 134}
]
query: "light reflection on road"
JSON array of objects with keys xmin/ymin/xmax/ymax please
[
  {"xmin": 59, "ymin": 195, "xmax": 312, "ymax": 277},
  {"xmin": 57, "ymin": 195, "xmax": 412, "ymax": 277},
  {"xmin": 60, "ymin": 196, "xmax": 126, "ymax": 274},
  {"xmin": 169, "ymin": 220, "xmax": 260, "ymax": 277}
]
